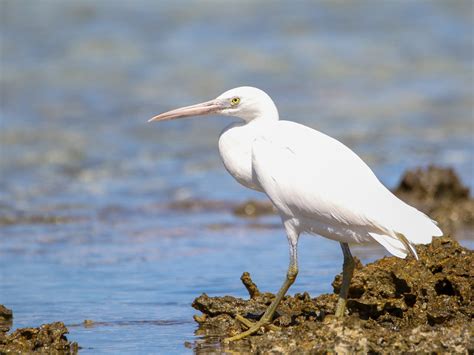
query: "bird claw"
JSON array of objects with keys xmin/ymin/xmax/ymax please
[
  {"xmin": 224, "ymin": 321, "xmax": 266, "ymax": 342},
  {"xmin": 234, "ymin": 314, "xmax": 255, "ymax": 329},
  {"xmin": 224, "ymin": 314, "xmax": 279, "ymax": 342}
]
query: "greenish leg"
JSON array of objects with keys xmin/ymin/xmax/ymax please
[
  {"xmin": 225, "ymin": 224, "xmax": 299, "ymax": 342},
  {"xmin": 225, "ymin": 264, "xmax": 298, "ymax": 342},
  {"xmin": 235, "ymin": 314, "xmax": 280, "ymax": 332},
  {"xmin": 335, "ymin": 242, "xmax": 355, "ymax": 318}
]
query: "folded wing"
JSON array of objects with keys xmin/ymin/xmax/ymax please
[{"xmin": 251, "ymin": 121, "xmax": 442, "ymax": 258}]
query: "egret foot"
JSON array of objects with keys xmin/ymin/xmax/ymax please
[
  {"xmin": 235, "ymin": 314, "xmax": 280, "ymax": 331},
  {"xmin": 225, "ymin": 271, "xmax": 296, "ymax": 342},
  {"xmin": 224, "ymin": 317, "xmax": 271, "ymax": 342},
  {"xmin": 225, "ymin": 223, "xmax": 299, "ymax": 342}
]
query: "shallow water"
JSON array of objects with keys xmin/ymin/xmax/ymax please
[{"xmin": 0, "ymin": 1, "xmax": 473, "ymax": 353}]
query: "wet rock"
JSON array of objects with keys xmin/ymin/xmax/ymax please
[
  {"xmin": 83, "ymin": 319, "xmax": 95, "ymax": 328},
  {"xmin": 0, "ymin": 306, "xmax": 12, "ymax": 321},
  {"xmin": 333, "ymin": 237, "xmax": 473, "ymax": 328},
  {"xmin": 168, "ymin": 199, "xmax": 232, "ymax": 213},
  {"xmin": 233, "ymin": 200, "xmax": 276, "ymax": 218},
  {"xmin": 241, "ymin": 271, "xmax": 261, "ymax": 298},
  {"xmin": 394, "ymin": 165, "xmax": 474, "ymax": 235},
  {"xmin": 191, "ymin": 237, "xmax": 473, "ymax": 353},
  {"xmin": 0, "ymin": 307, "xmax": 78, "ymax": 354},
  {"xmin": 0, "ymin": 305, "xmax": 13, "ymax": 333},
  {"xmin": 192, "ymin": 293, "xmax": 270, "ymax": 319},
  {"xmin": 395, "ymin": 165, "xmax": 470, "ymax": 201},
  {"xmin": 0, "ymin": 212, "xmax": 78, "ymax": 226},
  {"xmin": 167, "ymin": 197, "xmax": 277, "ymax": 219}
]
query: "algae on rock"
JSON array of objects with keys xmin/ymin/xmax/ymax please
[{"xmin": 191, "ymin": 237, "xmax": 473, "ymax": 353}]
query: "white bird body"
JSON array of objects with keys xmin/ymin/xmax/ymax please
[
  {"xmin": 149, "ymin": 86, "xmax": 443, "ymax": 339},
  {"xmin": 218, "ymin": 111, "xmax": 441, "ymax": 258}
]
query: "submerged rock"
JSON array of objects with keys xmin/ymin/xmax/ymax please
[
  {"xmin": 233, "ymin": 200, "xmax": 277, "ymax": 218},
  {"xmin": 0, "ymin": 305, "xmax": 13, "ymax": 333},
  {"xmin": 0, "ymin": 308, "xmax": 78, "ymax": 354},
  {"xmin": 191, "ymin": 237, "xmax": 473, "ymax": 353}
]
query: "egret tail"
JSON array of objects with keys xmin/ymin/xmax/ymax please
[{"xmin": 370, "ymin": 205, "xmax": 442, "ymax": 259}]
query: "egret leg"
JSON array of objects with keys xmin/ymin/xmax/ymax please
[
  {"xmin": 225, "ymin": 223, "xmax": 299, "ymax": 342},
  {"xmin": 335, "ymin": 242, "xmax": 355, "ymax": 318}
]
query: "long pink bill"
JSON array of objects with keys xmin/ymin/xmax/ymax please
[{"xmin": 148, "ymin": 100, "xmax": 221, "ymax": 122}]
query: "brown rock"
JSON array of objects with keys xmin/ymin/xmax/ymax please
[
  {"xmin": 0, "ymin": 305, "xmax": 12, "ymax": 334},
  {"xmin": 191, "ymin": 237, "xmax": 473, "ymax": 353},
  {"xmin": 395, "ymin": 165, "xmax": 470, "ymax": 201},
  {"xmin": 232, "ymin": 200, "xmax": 276, "ymax": 218},
  {"xmin": 0, "ymin": 308, "xmax": 78, "ymax": 355}
]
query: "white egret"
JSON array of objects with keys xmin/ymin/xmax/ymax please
[{"xmin": 149, "ymin": 86, "xmax": 443, "ymax": 341}]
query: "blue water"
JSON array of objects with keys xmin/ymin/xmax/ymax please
[{"xmin": 0, "ymin": 1, "xmax": 473, "ymax": 353}]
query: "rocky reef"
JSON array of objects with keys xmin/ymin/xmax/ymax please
[
  {"xmin": 191, "ymin": 237, "xmax": 473, "ymax": 353},
  {"xmin": 1, "ymin": 166, "xmax": 471, "ymax": 353},
  {"xmin": 190, "ymin": 164, "xmax": 474, "ymax": 353},
  {"xmin": 0, "ymin": 306, "xmax": 78, "ymax": 354}
]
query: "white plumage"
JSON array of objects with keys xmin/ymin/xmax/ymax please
[
  {"xmin": 250, "ymin": 120, "xmax": 442, "ymax": 258},
  {"xmin": 214, "ymin": 88, "xmax": 441, "ymax": 259},
  {"xmin": 149, "ymin": 86, "xmax": 443, "ymax": 341}
]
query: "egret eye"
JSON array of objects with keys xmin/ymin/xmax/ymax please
[{"xmin": 230, "ymin": 97, "xmax": 240, "ymax": 106}]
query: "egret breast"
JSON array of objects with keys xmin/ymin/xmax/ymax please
[{"xmin": 218, "ymin": 122, "xmax": 263, "ymax": 192}]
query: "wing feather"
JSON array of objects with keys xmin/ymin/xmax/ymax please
[{"xmin": 251, "ymin": 121, "xmax": 442, "ymax": 258}]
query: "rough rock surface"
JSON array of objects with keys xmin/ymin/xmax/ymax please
[
  {"xmin": 191, "ymin": 237, "xmax": 473, "ymax": 353},
  {"xmin": 0, "ymin": 306, "xmax": 13, "ymax": 334},
  {"xmin": 0, "ymin": 307, "xmax": 78, "ymax": 355}
]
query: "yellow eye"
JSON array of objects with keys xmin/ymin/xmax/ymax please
[{"xmin": 230, "ymin": 97, "xmax": 240, "ymax": 106}]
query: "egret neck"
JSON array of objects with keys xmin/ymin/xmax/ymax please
[{"xmin": 219, "ymin": 119, "xmax": 273, "ymax": 192}]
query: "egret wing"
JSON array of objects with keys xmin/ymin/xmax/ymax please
[{"xmin": 251, "ymin": 121, "xmax": 441, "ymax": 257}]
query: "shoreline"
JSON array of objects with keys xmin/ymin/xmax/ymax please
[{"xmin": 1, "ymin": 165, "xmax": 472, "ymax": 353}]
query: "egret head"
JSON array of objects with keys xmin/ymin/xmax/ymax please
[{"xmin": 149, "ymin": 86, "xmax": 279, "ymax": 123}]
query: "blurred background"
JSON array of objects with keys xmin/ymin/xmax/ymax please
[{"xmin": 1, "ymin": 0, "xmax": 472, "ymax": 353}]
